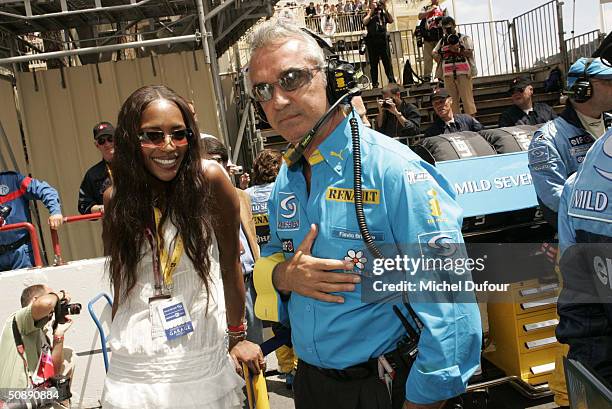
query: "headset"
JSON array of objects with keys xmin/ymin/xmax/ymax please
[{"xmin": 568, "ymin": 58, "xmax": 594, "ymax": 103}]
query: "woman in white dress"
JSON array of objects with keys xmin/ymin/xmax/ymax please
[{"xmin": 101, "ymin": 85, "xmax": 264, "ymax": 409}]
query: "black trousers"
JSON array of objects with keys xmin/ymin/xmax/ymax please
[
  {"xmin": 293, "ymin": 359, "xmax": 409, "ymax": 409},
  {"xmin": 366, "ymin": 37, "xmax": 396, "ymax": 86}
]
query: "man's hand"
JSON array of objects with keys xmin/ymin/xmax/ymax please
[
  {"xmin": 48, "ymin": 214, "xmax": 64, "ymax": 230},
  {"xmin": 385, "ymin": 98, "xmax": 400, "ymax": 116},
  {"xmin": 230, "ymin": 340, "xmax": 265, "ymax": 376},
  {"xmin": 377, "ymin": 98, "xmax": 386, "ymax": 112},
  {"xmin": 90, "ymin": 205, "xmax": 104, "ymax": 214},
  {"xmin": 403, "ymin": 401, "xmax": 445, "ymax": 409},
  {"xmin": 273, "ymin": 224, "xmax": 360, "ymax": 303},
  {"xmin": 239, "ymin": 173, "xmax": 251, "ymax": 190},
  {"xmin": 54, "ymin": 317, "xmax": 73, "ymax": 337}
]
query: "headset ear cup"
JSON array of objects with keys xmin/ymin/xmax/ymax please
[
  {"xmin": 253, "ymin": 99, "xmax": 269, "ymax": 124},
  {"xmin": 571, "ymin": 79, "xmax": 593, "ymax": 103}
]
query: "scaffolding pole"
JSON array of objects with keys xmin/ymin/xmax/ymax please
[
  {"xmin": 0, "ymin": 34, "xmax": 198, "ymax": 65},
  {"xmin": 195, "ymin": 0, "xmax": 230, "ymax": 146}
]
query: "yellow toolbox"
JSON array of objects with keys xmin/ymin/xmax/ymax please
[{"xmin": 485, "ymin": 279, "xmax": 562, "ymax": 385}]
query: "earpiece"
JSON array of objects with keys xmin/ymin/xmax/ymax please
[{"xmin": 568, "ymin": 58, "xmax": 594, "ymax": 103}]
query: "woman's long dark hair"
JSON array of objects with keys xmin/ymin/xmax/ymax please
[{"xmin": 104, "ymin": 85, "xmax": 213, "ymax": 302}]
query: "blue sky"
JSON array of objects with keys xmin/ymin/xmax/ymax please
[{"xmin": 449, "ymin": 0, "xmax": 609, "ymax": 39}]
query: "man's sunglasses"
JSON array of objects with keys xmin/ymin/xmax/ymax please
[
  {"xmin": 96, "ymin": 135, "xmax": 113, "ymax": 145},
  {"xmin": 138, "ymin": 128, "xmax": 193, "ymax": 148},
  {"xmin": 251, "ymin": 67, "xmax": 321, "ymax": 103}
]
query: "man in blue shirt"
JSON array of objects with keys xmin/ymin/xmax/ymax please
[
  {"xmin": 249, "ymin": 22, "xmax": 481, "ymax": 409},
  {"xmin": 0, "ymin": 171, "xmax": 63, "ymax": 271},
  {"xmin": 528, "ymin": 57, "xmax": 612, "ymax": 229},
  {"xmin": 556, "ymin": 129, "xmax": 612, "ymax": 385}
]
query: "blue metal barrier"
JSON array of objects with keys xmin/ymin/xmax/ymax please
[{"xmin": 88, "ymin": 292, "xmax": 113, "ymax": 372}]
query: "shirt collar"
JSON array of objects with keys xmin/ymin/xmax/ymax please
[{"xmin": 308, "ymin": 110, "xmax": 363, "ymax": 176}]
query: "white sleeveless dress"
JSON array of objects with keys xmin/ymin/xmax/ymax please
[{"xmin": 101, "ymin": 223, "xmax": 244, "ymax": 409}]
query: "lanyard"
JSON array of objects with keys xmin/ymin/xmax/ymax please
[
  {"xmin": 153, "ymin": 208, "xmax": 184, "ymax": 290},
  {"xmin": 105, "ymin": 162, "xmax": 113, "ymax": 182}
]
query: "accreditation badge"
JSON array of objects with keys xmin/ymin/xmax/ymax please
[
  {"xmin": 149, "ymin": 293, "xmax": 171, "ymax": 340},
  {"xmin": 155, "ymin": 294, "xmax": 194, "ymax": 341}
]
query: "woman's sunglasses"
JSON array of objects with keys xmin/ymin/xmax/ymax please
[{"xmin": 138, "ymin": 128, "xmax": 193, "ymax": 148}]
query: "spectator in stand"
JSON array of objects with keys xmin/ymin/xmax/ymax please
[
  {"xmin": 498, "ymin": 76, "xmax": 557, "ymax": 127},
  {"xmin": 305, "ymin": 2, "xmax": 317, "ymax": 16},
  {"xmin": 354, "ymin": 0, "xmax": 364, "ymax": 12},
  {"xmin": 433, "ymin": 16, "xmax": 478, "ymax": 116},
  {"xmin": 363, "ymin": 0, "xmax": 396, "ymax": 88},
  {"xmin": 345, "ymin": 0, "xmax": 355, "ymax": 13},
  {"xmin": 376, "ymin": 82, "xmax": 421, "ymax": 138},
  {"xmin": 337, "ymin": 0, "xmax": 345, "ymax": 13},
  {"xmin": 78, "ymin": 121, "xmax": 114, "ymax": 215},
  {"xmin": 323, "ymin": 3, "xmax": 330, "ymax": 14},
  {"xmin": 329, "ymin": 4, "xmax": 337, "ymax": 14},
  {"xmin": 417, "ymin": 0, "xmax": 447, "ymax": 82},
  {"xmin": 424, "ymin": 88, "xmax": 483, "ymax": 137},
  {"xmin": 0, "ymin": 171, "xmax": 63, "ymax": 272},
  {"xmin": 316, "ymin": 4, "xmax": 322, "ymax": 14}
]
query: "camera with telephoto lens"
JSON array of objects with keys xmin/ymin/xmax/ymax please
[
  {"xmin": 54, "ymin": 298, "xmax": 81, "ymax": 325},
  {"xmin": 0, "ymin": 376, "xmax": 71, "ymax": 409},
  {"xmin": 0, "ymin": 204, "xmax": 11, "ymax": 227}
]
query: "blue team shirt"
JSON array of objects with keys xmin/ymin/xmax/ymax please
[
  {"xmin": 558, "ymin": 130, "xmax": 612, "ymax": 252},
  {"xmin": 0, "ymin": 171, "xmax": 61, "ymax": 245},
  {"xmin": 262, "ymin": 113, "xmax": 482, "ymax": 404}
]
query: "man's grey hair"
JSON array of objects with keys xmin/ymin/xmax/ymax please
[{"xmin": 247, "ymin": 21, "xmax": 326, "ymax": 81}]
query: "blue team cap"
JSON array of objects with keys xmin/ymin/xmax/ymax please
[{"xmin": 567, "ymin": 57, "xmax": 612, "ymax": 88}]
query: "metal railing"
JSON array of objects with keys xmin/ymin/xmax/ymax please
[
  {"xmin": 511, "ymin": 0, "xmax": 565, "ymax": 72},
  {"xmin": 240, "ymin": 0, "xmax": 598, "ymax": 87},
  {"xmin": 305, "ymin": 12, "xmax": 366, "ymax": 35},
  {"xmin": 0, "ymin": 222, "xmax": 43, "ymax": 267},
  {"xmin": 50, "ymin": 212, "xmax": 103, "ymax": 265},
  {"xmin": 566, "ymin": 30, "xmax": 604, "ymax": 65},
  {"xmin": 458, "ymin": 20, "xmax": 514, "ymax": 77}
]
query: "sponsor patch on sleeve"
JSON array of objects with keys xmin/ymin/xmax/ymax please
[
  {"xmin": 404, "ymin": 170, "xmax": 434, "ymax": 185},
  {"xmin": 528, "ymin": 145, "xmax": 550, "ymax": 165}
]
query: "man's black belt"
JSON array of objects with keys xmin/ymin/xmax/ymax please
[
  {"xmin": 298, "ymin": 348, "xmax": 408, "ymax": 382},
  {"xmin": 0, "ymin": 236, "xmax": 30, "ymax": 255}
]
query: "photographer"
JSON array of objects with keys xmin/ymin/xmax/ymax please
[
  {"xmin": 417, "ymin": 0, "xmax": 447, "ymax": 82},
  {"xmin": 376, "ymin": 82, "xmax": 421, "ymax": 138},
  {"xmin": 0, "ymin": 285, "xmax": 74, "ymax": 389},
  {"xmin": 362, "ymin": 0, "xmax": 396, "ymax": 88},
  {"xmin": 432, "ymin": 16, "xmax": 477, "ymax": 116}
]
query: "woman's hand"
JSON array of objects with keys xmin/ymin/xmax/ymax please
[{"xmin": 229, "ymin": 340, "xmax": 265, "ymax": 376}]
